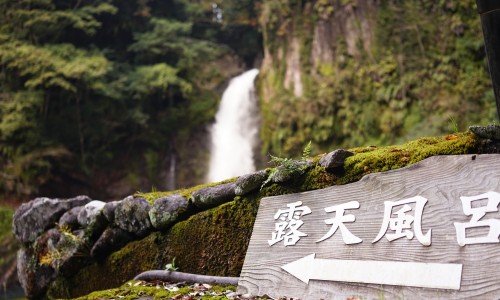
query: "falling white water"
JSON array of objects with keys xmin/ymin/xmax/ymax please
[{"xmin": 208, "ymin": 69, "xmax": 260, "ymax": 182}]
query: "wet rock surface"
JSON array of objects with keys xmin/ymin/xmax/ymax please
[
  {"xmin": 77, "ymin": 201, "xmax": 106, "ymax": 227},
  {"xmin": 17, "ymin": 248, "xmax": 56, "ymax": 299},
  {"xmin": 78, "ymin": 201, "xmax": 108, "ymax": 240},
  {"xmin": 102, "ymin": 200, "xmax": 121, "ymax": 223}
]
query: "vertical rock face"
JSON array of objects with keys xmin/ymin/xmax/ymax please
[
  {"xmin": 258, "ymin": 0, "xmax": 379, "ymax": 156},
  {"xmin": 260, "ymin": 0, "xmax": 377, "ymax": 94},
  {"xmin": 257, "ymin": 0, "xmax": 493, "ymax": 159},
  {"xmin": 311, "ymin": 1, "xmax": 376, "ymax": 70},
  {"xmin": 284, "ymin": 37, "xmax": 304, "ymax": 97}
]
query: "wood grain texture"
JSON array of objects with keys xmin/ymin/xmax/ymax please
[{"xmin": 238, "ymin": 154, "xmax": 500, "ymax": 299}]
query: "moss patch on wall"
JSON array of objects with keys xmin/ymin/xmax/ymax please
[
  {"xmin": 165, "ymin": 195, "xmax": 259, "ymax": 277},
  {"xmin": 136, "ymin": 177, "xmax": 237, "ymax": 204},
  {"xmin": 337, "ymin": 131, "xmax": 477, "ymax": 184},
  {"xmin": 0, "ymin": 205, "xmax": 18, "ymax": 290}
]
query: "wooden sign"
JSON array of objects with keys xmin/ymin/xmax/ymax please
[{"xmin": 238, "ymin": 154, "xmax": 500, "ymax": 299}]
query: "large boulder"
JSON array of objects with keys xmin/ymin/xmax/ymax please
[
  {"xmin": 149, "ymin": 194, "xmax": 191, "ymax": 230},
  {"xmin": 13, "ymin": 196, "xmax": 91, "ymax": 245},
  {"xmin": 113, "ymin": 197, "xmax": 152, "ymax": 237},
  {"xmin": 190, "ymin": 182, "xmax": 236, "ymax": 209}
]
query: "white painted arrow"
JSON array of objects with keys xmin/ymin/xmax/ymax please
[{"xmin": 281, "ymin": 253, "xmax": 462, "ymax": 290}]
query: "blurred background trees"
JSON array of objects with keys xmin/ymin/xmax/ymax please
[{"xmin": 0, "ymin": 0, "xmax": 261, "ymax": 199}]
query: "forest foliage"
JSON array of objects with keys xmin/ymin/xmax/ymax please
[{"xmin": 0, "ymin": 0, "xmax": 259, "ymax": 197}]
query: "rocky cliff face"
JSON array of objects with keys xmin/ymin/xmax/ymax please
[
  {"xmin": 257, "ymin": 0, "xmax": 495, "ymax": 157},
  {"xmin": 261, "ymin": 1, "xmax": 377, "ymax": 99}
]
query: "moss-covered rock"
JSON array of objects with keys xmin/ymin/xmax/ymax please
[
  {"xmin": 47, "ymin": 232, "xmax": 167, "ymax": 298},
  {"xmin": 234, "ymin": 170, "xmax": 269, "ymax": 196},
  {"xmin": 149, "ymin": 194, "xmax": 191, "ymax": 230},
  {"xmin": 113, "ymin": 196, "xmax": 152, "ymax": 237}
]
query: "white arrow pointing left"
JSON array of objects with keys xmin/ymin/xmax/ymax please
[{"xmin": 281, "ymin": 253, "xmax": 462, "ymax": 290}]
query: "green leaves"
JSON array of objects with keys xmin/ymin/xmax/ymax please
[
  {"xmin": 0, "ymin": 0, "xmax": 259, "ymax": 197},
  {"xmin": 130, "ymin": 63, "xmax": 192, "ymax": 98},
  {"xmin": 1, "ymin": 1, "xmax": 117, "ymax": 40},
  {"xmin": 0, "ymin": 41, "xmax": 110, "ymax": 92}
]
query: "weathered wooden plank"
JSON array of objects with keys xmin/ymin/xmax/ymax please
[{"xmin": 238, "ymin": 154, "xmax": 500, "ymax": 299}]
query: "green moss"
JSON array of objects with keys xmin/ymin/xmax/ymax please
[
  {"xmin": 0, "ymin": 205, "xmax": 18, "ymax": 291},
  {"xmin": 0, "ymin": 205, "xmax": 13, "ymax": 242},
  {"xmin": 136, "ymin": 177, "xmax": 238, "ymax": 203},
  {"xmin": 301, "ymin": 165, "xmax": 337, "ymax": 191},
  {"xmin": 69, "ymin": 280, "xmax": 220, "ymax": 300},
  {"xmin": 165, "ymin": 195, "xmax": 259, "ymax": 277},
  {"xmin": 338, "ymin": 132, "xmax": 477, "ymax": 184},
  {"xmin": 46, "ymin": 277, "xmax": 71, "ymax": 299}
]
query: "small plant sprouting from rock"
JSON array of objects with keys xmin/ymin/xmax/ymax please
[
  {"xmin": 261, "ymin": 141, "xmax": 313, "ymax": 189},
  {"xmin": 39, "ymin": 246, "xmax": 63, "ymax": 270},
  {"xmin": 302, "ymin": 141, "xmax": 312, "ymax": 159},
  {"xmin": 39, "ymin": 224, "xmax": 86, "ymax": 270},
  {"xmin": 448, "ymin": 116, "xmax": 460, "ymax": 134},
  {"xmin": 165, "ymin": 257, "xmax": 179, "ymax": 271}
]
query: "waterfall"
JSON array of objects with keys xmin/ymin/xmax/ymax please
[{"xmin": 208, "ymin": 69, "xmax": 260, "ymax": 182}]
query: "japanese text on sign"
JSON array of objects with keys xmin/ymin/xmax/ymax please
[{"xmin": 268, "ymin": 191, "xmax": 500, "ymax": 247}]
